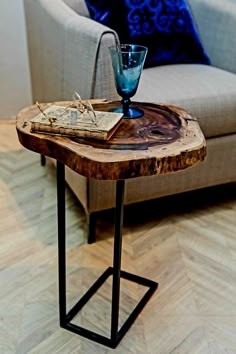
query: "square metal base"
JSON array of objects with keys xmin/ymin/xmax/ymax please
[
  {"xmin": 62, "ymin": 266, "xmax": 158, "ymax": 349},
  {"xmin": 57, "ymin": 163, "xmax": 158, "ymax": 349}
]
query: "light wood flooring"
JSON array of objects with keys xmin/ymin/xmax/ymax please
[{"xmin": 0, "ymin": 119, "xmax": 236, "ymax": 354}]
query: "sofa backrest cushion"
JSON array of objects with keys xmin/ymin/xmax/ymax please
[
  {"xmin": 84, "ymin": 0, "xmax": 210, "ymax": 68},
  {"xmin": 63, "ymin": 0, "xmax": 90, "ymax": 17}
]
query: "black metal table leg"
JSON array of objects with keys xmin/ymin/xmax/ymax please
[
  {"xmin": 57, "ymin": 161, "xmax": 66, "ymax": 326},
  {"xmin": 40, "ymin": 154, "xmax": 46, "ymax": 166},
  {"xmin": 56, "ymin": 161, "xmax": 158, "ymax": 349},
  {"xmin": 111, "ymin": 180, "xmax": 124, "ymax": 345},
  {"xmin": 87, "ymin": 212, "xmax": 97, "ymax": 244}
]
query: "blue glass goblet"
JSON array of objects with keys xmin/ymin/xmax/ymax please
[{"xmin": 109, "ymin": 44, "xmax": 148, "ymax": 118}]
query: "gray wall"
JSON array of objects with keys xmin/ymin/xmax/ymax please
[{"xmin": 0, "ymin": 0, "xmax": 32, "ymax": 118}]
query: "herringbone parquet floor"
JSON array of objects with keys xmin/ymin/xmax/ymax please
[{"xmin": 0, "ymin": 119, "xmax": 236, "ymax": 354}]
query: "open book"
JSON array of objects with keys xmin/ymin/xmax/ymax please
[{"xmin": 30, "ymin": 105, "xmax": 123, "ymax": 141}]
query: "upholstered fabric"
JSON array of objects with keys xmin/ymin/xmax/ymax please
[
  {"xmin": 134, "ymin": 64, "xmax": 236, "ymax": 138},
  {"xmin": 24, "ymin": 0, "xmax": 118, "ymax": 102},
  {"xmin": 84, "ymin": 0, "xmax": 210, "ymax": 68},
  {"xmin": 63, "ymin": 0, "xmax": 90, "ymax": 16},
  {"xmin": 92, "ymin": 33, "xmax": 119, "ymax": 100},
  {"xmin": 188, "ymin": 0, "xmax": 236, "ymax": 75}
]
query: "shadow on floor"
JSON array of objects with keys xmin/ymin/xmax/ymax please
[{"xmin": 95, "ymin": 182, "xmax": 236, "ymax": 240}]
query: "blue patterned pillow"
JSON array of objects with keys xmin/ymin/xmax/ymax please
[
  {"xmin": 84, "ymin": 0, "xmax": 114, "ymax": 27},
  {"xmin": 85, "ymin": 0, "xmax": 210, "ymax": 68}
]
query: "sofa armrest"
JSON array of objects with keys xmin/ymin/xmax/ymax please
[
  {"xmin": 189, "ymin": 0, "xmax": 236, "ymax": 74},
  {"xmin": 24, "ymin": 0, "xmax": 119, "ymax": 102}
]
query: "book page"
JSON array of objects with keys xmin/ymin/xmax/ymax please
[{"xmin": 31, "ymin": 105, "xmax": 123, "ymax": 133}]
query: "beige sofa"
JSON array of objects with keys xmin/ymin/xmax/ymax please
[{"xmin": 24, "ymin": 0, "xmax": 236, "ymax": 242}]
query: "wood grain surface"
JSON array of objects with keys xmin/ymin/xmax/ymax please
[
  {"xmin": 16, "ymin": 101, "xmax": 206, "ymax": 180},
  {"xmin": 73, "ymin": 101, "xmax": 183, "ymax": 149}
]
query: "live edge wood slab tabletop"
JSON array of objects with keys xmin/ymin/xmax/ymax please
[{"xmin": 16, "ymin": 100, "xmax": 206, "ymax": 180}]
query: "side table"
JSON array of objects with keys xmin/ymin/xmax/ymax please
[{"xmin": 16, "ymin": 101, "xmax": 206, "ymax": 349}]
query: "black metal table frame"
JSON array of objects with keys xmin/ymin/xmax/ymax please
[{"xmin": 57, "ymin": 161, "xmax": 158, "ymax": 349}]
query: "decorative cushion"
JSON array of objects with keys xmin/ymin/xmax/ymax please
[
  {"xmin": 85, "ymin": 0, "xmax": 210, "ymax": 68},
  {"xmin": 84, "ymin": 0, "xmax": 114, "ymax": 27}
]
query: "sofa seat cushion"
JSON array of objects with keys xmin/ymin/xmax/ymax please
[{"xmin": 134, "ymin": 64, "xmax": 236, "ymax": 138}]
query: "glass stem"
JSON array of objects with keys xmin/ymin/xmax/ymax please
[{"xmin": 121, "ymin": 97, "xmax": 130, "ymax": 116}]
